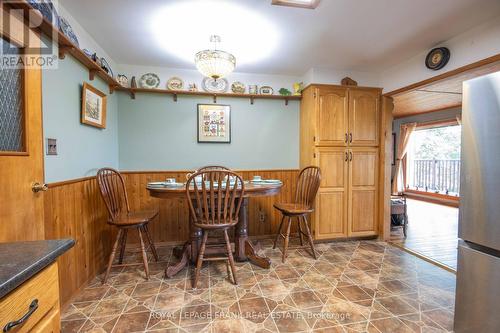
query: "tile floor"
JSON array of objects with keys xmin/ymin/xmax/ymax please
[{"xmin": 61, "ymin": 239, "xmax": 456, "ymax": 333}]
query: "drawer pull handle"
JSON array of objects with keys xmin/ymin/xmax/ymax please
[{"xmin": 3, "ymin": 299, "xmax": 38, "ymax": 332}]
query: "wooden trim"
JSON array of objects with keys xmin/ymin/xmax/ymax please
[
  {"xmin": 46, "ymin": 169, "xmax": 302, "ymax": 187},
  {"xmin": 120, "ymin": 168, "xmax": 301, "ymax": 174},
  {"xmin": 393, "ymin": 104, "xmax": 462, "ymax": 119},
  {"xmin": 303, "ymin": 83, "xmax": 382, "ymax": 93},
  {"xmin": 389, "ymin": 242, "xmax": 456, "ymax": 273},
  {"xmin": 404, "ymin": 189, "xmax": 459, "ymax": 208},
  {"xmin": 47, "ymin": 176, "xmax": 95, "ymax": 188},
  {"xmin": 385, "ymin": 53, "xmax": 500, "ymax": 97},
  {"xmin": 415, "ymin": 118, "xmax": 459, "ymax": 130}
]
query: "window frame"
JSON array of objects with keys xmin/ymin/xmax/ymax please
[{"xmin": 403, "ymin": 118, "xmax": 461, "ymax": 200}]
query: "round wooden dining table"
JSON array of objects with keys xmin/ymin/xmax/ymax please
[{"xmin": 148, "ymin": 181, "xmax": 283, "ymax": 278}]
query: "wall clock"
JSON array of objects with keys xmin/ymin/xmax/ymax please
[{"xmin": 425, "ymin": 47, "xmax": 450, "ymax": 70}]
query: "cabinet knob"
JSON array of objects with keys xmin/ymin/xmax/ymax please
[{"xmin": 349, "ymin": 133, "xmax": 353, "ymax": 143}]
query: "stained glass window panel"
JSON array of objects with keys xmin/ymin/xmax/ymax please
[{"xmin": 0, "ymin": 38, "xmax": 24, "ymax": 152}]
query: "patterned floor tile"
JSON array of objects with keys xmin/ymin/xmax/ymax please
[{"xmin": 62, "ymin": 240, "xmax": 456, "ymax": 333}]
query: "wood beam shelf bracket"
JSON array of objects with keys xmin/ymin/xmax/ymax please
[
  {"xmin": 58, "ymin": 45, "xmax": 73, "ymax": 59},
  {"xmin": 89, "ymin": 69, "xmax": 99, "ymax": 81}
]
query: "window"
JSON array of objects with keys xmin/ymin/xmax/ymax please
[
  {"xmin": 0, "ymin": 37, "xmax": 25, "ymax": 153},
  {"xmin": 406, "ymin": 121, "xmax": 461, "ymax": 196}
]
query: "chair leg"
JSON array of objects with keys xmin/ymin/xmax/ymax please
[
  {"xmin": 273, "ymin": 215, "xmax": 286, "ymax": 249},
  {"xmin": 301, "ymin": 215, "xmax": 317, "ymax": 260},
  {"xmin": 297, "ymin": 216, "xmax": 304, "ymax": 246},
  {"xmin": 103, "ymin": 229, "xmax": 122, "ymax": 284},
  {"xmin": 193, "ymin": 230, "xmax": 208, "ymax": 289},
  {"xmin": 118, "ymin": 229, "xmax": 128, "ymax": 264},
  {"xmin": 282, "ymin": 217, "xmax": 292, "ymax": 263},
  {"xmin": 143, "ymin": 224, "xmax": 159, "ymax": 262},
  {"xmin": 138, "ymin": 227, "xmax": 150, "ymax": 280},
  {"xmin": 223, "ymin": 229, "xmax": 238, "ymax": 285}
]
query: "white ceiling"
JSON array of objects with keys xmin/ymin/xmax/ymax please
[{"xmin": 60, "ymin": 0, "xmax": 500, "ymax": 76}]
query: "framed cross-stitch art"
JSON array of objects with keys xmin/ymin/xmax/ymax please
[{"xmin": 197, "ymin": 104, "xmax": 231, "ymax": 143}]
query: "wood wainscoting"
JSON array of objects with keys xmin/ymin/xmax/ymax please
[
  {"xmin": 44, "ymin": 177, "xmax": 115, "ymax": 305},
  {"xmin": 44, "ymin": 169, "xmax": 299, "ymax": 305}
]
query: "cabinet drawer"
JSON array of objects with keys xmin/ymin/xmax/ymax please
[{"xmin": 0, "ymin": 263, "xmax": 59, "ymax": 333}]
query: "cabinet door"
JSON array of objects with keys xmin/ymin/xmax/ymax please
[
  {"xmin": 348, "ymin": 148, "xmax": 378, "ymax": 236},
  {"xmin": 314, "ymin": 147, "xmax": 348, "ymax": 239},
  {"xmin": 316, "ymin": 87, "xmax": 348, "ymax": 146},
  {"xmin": 348, "ymin": 89, "xmax": 380, "ymax": 146}
]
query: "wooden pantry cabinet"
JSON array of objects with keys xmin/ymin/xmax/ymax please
[{"xmin": 300, "ymin": 84, "xmax": 382, "ymax": 240}]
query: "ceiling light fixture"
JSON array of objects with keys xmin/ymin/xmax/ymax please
[
  {"xmin": 151, "ymin": 1, "xmax": 279, "ymax": 67},
  {"xmin": 271, "ymin": 0, "xmax": 320, "ymax": 9},
  {"xmin": 195, "ymin": 35, "xmax": 236, "ymax": 80}
]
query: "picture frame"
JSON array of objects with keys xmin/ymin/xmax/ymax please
[
  {"xmin": 81, "ymin": 82, "xmax": 107, "ymax": 129},
  {"xmin": 197, "ymin": 104, "xmax": 231, "ymax": 143},
  {"xmin": 392, "ymin": 132, "xmax": 397, "ymax": 165}
]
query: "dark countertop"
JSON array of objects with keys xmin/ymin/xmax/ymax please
[{"xmin": 0, "ymin": 239, "xmax": 75, "ymax": 299}]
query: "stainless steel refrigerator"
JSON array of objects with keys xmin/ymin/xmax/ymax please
[{"xmin": 455, "ymin": 70, "xmax": 500, "ymax": 333}]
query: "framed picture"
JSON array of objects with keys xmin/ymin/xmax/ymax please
[
  {"xmin": 197, "ymin": 104, "xmax": 231, "ymax": 143},
  {"xmin": 81, "ymin": 82, "xmax": 107, "ymax": 128},
  {"xmin": 392, "ymin": 133, "xmax": 397, "ymax": 165}
]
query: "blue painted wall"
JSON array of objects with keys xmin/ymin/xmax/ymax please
[
  {"xmin": 117, "ymin": 94, "xmax": 299, "ymax": 171},
  {"xmin": 42, "ymin": 51, "xmax": 119, "ymax": 183}
]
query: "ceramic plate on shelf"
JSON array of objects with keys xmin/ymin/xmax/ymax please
[
  {"xmin": 166, "ymin": 77, "xmax": 184, "ymax": 90},
  {"xmin": 202, "ymin": 77, "xmax": 229, "ymax": 93},
  {"xmin": 139, "ymin": 73, "xmax": 160, "ymax": 89},
  {"xmin": 58, "ymin": 16, "xmax": 79, "ymax": 47},
  {"xmin": 259, "ymin": 86, "xmax": 274, "ymax": 95},
  {"xmin": 28, "ymin": 0, "xmax": 60, "ymax": 29},
  {"xmin": 231, "ymin": 81, "xmax": 246, "ymax": 94}
]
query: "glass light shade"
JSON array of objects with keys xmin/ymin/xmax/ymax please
[{"xmin": 195, "ymin": 49, "xmax": 236, "ymax": 80}]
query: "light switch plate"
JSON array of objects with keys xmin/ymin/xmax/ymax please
[{"xmin": 46, "ymin": 138, "xmax": 57, "ymax": 155}]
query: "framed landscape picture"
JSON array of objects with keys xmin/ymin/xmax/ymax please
[
  {"xmin": 197, "ymin": 104, "xmax": 231, "ymax": 143},
  {"xmin": 81, "ymin": 82, "xmax": 107, "ymax": 129}
]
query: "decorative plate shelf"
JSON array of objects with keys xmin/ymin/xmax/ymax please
[
  {"xmin": 114, "ymin": 87, "xmax": 301, "ymax": 105},
  {"xmin": 9, "ymin": 1, "xmax": 301, "ymax": 106}
]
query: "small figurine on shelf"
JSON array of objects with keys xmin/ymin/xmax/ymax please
[
  {"xmin": 117, "ymin": 74, "xmax": 128, "ymax": 87},
  {"xmin": 279, "ymin": 88, "xmax": 292, "ymax": 96},
  {"xmin": 130, "ymin": 76, "xmax": 137, "ymax": 88},
  {"xmin": 188, "ymin": 83, "xmax": 198, "ymax": 92},
  {"xmin": 293, "ymin": 82, "xmax": 303, "ymax": 96}
]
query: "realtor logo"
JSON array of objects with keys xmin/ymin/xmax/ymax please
[{"xmin": 1, "ymin": 0, "xmax": 59, "ymax": 69}]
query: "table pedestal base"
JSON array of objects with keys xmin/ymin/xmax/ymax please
[{"xmin": 165, "ymin": 239, "xmax": 271, "ymax": 278}]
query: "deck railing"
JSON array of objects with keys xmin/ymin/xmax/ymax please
[{"xmin": 411, "ymin": 159, "xmax": 460, "ymax": 195}]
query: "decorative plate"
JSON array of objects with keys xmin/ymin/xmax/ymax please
[
  {"xmin": 231, "ymin": 81, "xmax": 246, "ymax": 94},
  {"xmin": 58, "ymin": 16, "xmax": 79, "ymax": 47},
  {"xmin": 425, "ymin": 47, "xmax": 450, "ymax": 70},
  {"xmin": 100, "ymin": 58, "xmax": 113, "ymax": 77},
  {"xmin": 166, "ymin": 77, "xmax": 184, "ymax": 90},
  {"xmin": 259, "ymin": 86, "xmax": 274, "ymax": 95},
  {"xmin": 139, "ymin": 73, "xmax": 160, "ymax": 89},
  {"xmin": 202, "ymin": 77, "xmax": 229, "ymax": 93},
  {"xmin": 28, "ymin": 0, "xmax": 59, "ymax": 29}
]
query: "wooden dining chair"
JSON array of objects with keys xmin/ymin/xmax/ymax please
[
  {"xmin": 186, "ymin": 170, "xmax": 245, "ymax": 288},
  {"xmin": 96, "ymin": 168, "xmax": 159, "ymax": 284},
  {"xmin": 273, "ymin": 166, "xmax": 321, "ymax": 262}
]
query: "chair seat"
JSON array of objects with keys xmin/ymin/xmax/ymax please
[
  {"xmin": 109, "ymin": 210, "xmax": 158, "ymax": 226},
  {"xmin": 274, "ymin": 203, "xmax": 313, "ymax": 215}
]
